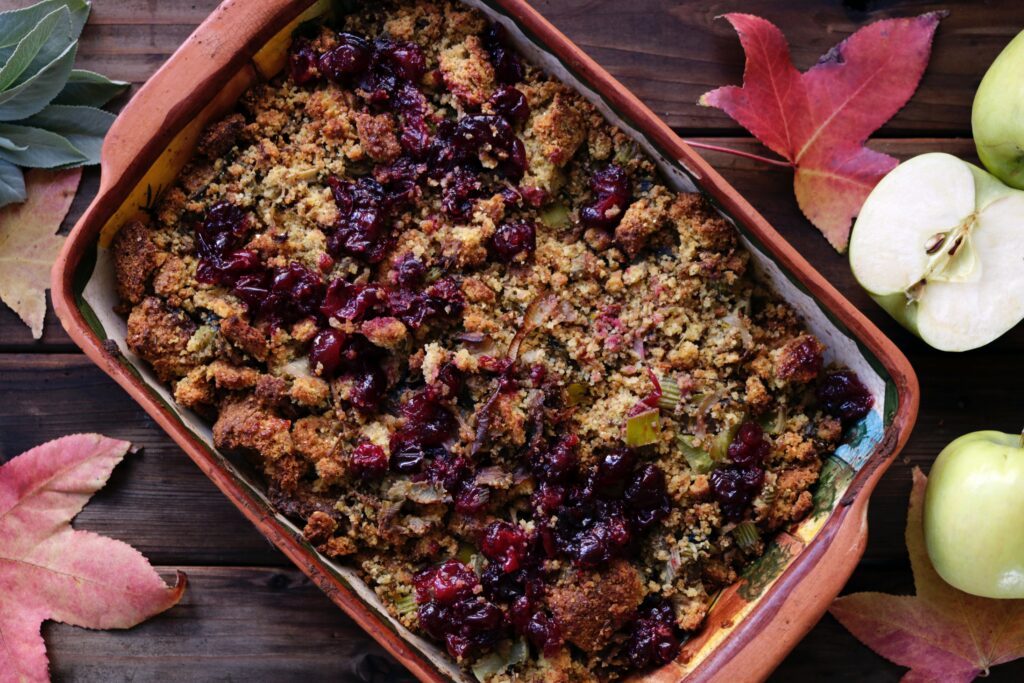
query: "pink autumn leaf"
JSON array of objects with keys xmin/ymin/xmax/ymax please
[
  {"xmin": 698, "ymin": 13, "xmax": 943, "ymax": 251},
  {"xmin": 830, "ymin": 468, "xmax": 1024, "ymax": 682},
  {"xmin": 0, "ymin": 434, "xmax": 186, "ymax": 683}
]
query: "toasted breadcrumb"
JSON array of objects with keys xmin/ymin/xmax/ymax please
[{"xmin": 112, "ymin": 3, "xmax": 857, "ymax": 680}]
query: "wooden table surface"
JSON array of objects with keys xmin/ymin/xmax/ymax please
[{"xmin": 1, "ymin": 0, "xmax": 1023, "ymax": 681}]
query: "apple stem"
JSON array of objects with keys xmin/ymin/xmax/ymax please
[{"xmin": 682, "ymin": 140, "xmax": 794, "ymax": 169}]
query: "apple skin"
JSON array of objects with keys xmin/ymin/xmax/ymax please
[
  {"xmin": 973, "ymin": 29, "xmax": 1024, "ymax": 190},
  {"xmin": 924, "ymin": 431, "xmax": 1024, "ymax": 599}
]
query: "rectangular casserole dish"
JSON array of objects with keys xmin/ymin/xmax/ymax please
[{"xmin": 51, "ymin": 1, "xmax": 919, "ymax": 681}]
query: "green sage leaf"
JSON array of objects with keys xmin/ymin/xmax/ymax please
[
  {"xmin": 22, "ymin": 104, "xmax": 114, "ymax": 164},
  {"xmin": 0, "ymin": 122, "xmax": 85, "ymax": 167},
  {"xmin": 0, "ymin": 136, "xmax": 28, "ymax": 152},
  {"xmin": 11, "ymin": 6, "xmax": 77, "ymax": 91},
  {"xmin": 0, "ymin": 159, "xmax": 26, "ymax": 208},
  {"xmin": 0, "ymin": 7, "xmax": 71, "ymax": 91},
  {"xmin": 0, "ymin": 0, "xmax": 88, "ymax": 49},
  {"xmin": 52, "ymin": 68, "xmax": 129, "ymax": 107},
  {"xmin": 0, "ymin": 40, "xmax": 76, "ymax": 121}
]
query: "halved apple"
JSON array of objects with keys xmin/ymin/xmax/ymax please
[{"xmin": 849, "ymin": 152, "xmax": 1024, "ymax": 351}]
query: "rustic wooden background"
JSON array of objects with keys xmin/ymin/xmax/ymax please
[{"xmin": 1, "ymin": 0, "xmax": 1022, "ymax": 680}]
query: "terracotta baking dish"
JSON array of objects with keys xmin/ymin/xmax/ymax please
[{"xmin": 51, "ymin": 0, "xmax": 919, "ymax": 680}]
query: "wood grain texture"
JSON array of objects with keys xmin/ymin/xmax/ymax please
[
  {"xmin": 44, "ymin": 566, "xmax": 416, "ymax": 683},
  {"xmin": 2, "ymin": 0, "xmax": 1020, "ymax": 131},
  {"xmin": 0, "ymin": 0, "xmax": 1021, "ymax": 680}
]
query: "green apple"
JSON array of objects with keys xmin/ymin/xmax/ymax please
[
  {"xmin": 972, "ymin": 29, "xmax": 1024, "ymax": 189},
  {"xmin": 849, "ymin": 152, "xmax": 1024, "ymax": 351},
  {"xmin": 924, "ymin": 431, "xmax": 1024, "ymax": 599}
]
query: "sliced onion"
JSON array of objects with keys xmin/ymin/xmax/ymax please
[
  {"xmin": 407, "ymin": 481, "xmax": 449, "ymax": 504},
  {"xmin": 475, "ymin": 466, "xmax": 513, "ymax": 489},
  {"xmin": 508, "ymin": 291, "xmax": 559, "ymax": 361},
  {"xmin": 662, "ymin": 546, "xmax": 684, "ymax": 582},
  {"xmin": 457, "ymin": 331, "xmax": 498, "ymax": 357},
  {"xmin": 633, "ymin": 335, "xmax": 646, "ymax": 360},
  {"xmin": 722, "ymin": 311, "xmax": 753, "ymax": 348},
  {"xmin": 692, "ymin": 389, "xmax": 725, "ymax": 438}
]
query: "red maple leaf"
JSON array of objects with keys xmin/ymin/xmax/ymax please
[
  {"xmin": 698, "ymin": 12, "xmax": 943, "ymax": 251},
  {"xmin": 0, "ymin": 434, "xmax": 186, "ymax": 682}
]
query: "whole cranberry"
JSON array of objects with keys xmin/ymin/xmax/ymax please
[
  {"xmin": 727, "ymin": 422, "xmax": 771, "ymax": 467},
  {"xmin": 391, "ymin": 83, "xmax": 432, "ymax": 156},
  {"xmin": 320, "ymin": 278, "xmax": 388, "ymax": 322},
  {"xmin": 425, "ymin": 449, "xmax": 472, "ymax": 493},
  {"xmin": 288, "ymin": 38, "xmax": 320, "ymax": 85},
  {"xmin": 349, "ymin": 442, "xmax": 388, "ymax": 479},
  {"xmin": 389, "ymin": 276, "xmax": 465, "ymax": 329},
  {"xmin": 270, "ymin": 262, "xmax": 323, "ymax": 316},
  {"xmin": 535, "ymin": 435, "xmax": 578, "ymax": 484},
  {"xmin": 326, "ymin": 176, "xmax": 394, "ymax": 263},
  {"xmin": 593, "ymin": 447, "xmax": 637, "ymax": 495},
  {"xmin": 626, "ymin": 598, "xmax": 681, "ymax": 670},
  {"xmin": 625, "ymin": 464, "xmax": 671, "ymax": 530},
  {"xmin": 580, "ymin": 164, "xmax": 631, "ymax": 230},
  {"xmin": 196, "ymin": 248, "xmax": 259, "ymax": 285},
  {"xmin": 572, "ymin": 515, "xmax": 632, "ymax": 568},
  {"xmin": 525, "ymin": 612, "xmax": 562, "ymax": 657},
  {"xmin": 393, "ymin": 255, "xmax": 426, "ymax": 288},
  {"xmin": 309, "ymin": 328, "xmax": 346, "ymax": 377},
  {"xmin": 348, "ymin": 366, "xmax": 387, "ymax": 413},
  {"xmin": 318, "ymin": 33, "xmax": 371, "ymax": 81},
  {"xmin": 401, "ymin": 391, "xmax": 457, "ymax": 446},
  {"xmin": 486, "ymin": 85, "xmax": 530, "ymax": 125},
  {"xmin": 491, "ymin": 220, "xmax": 536, "ymax": 263},
  {"xmin": 454, "ymin": 483, "xmax": 491, "ymax": 514},
  {"xmin": 817, "ymin": 370, "xmax": 875, "ymax": 425},
  {"xmin": 194, "ymin": 201, "xmax": 259, "ymax": 285},
  {"xmin": 501, "ymin": 137, "xmax": 528, "ymax": 180},
  {"xmin": 480, "ymin": 521, "xmax": 529, "ymax": 573},
  {"xmin": 440, "ymin": 166, "xmax": 483, "ymax": 219},
  {"xmin": 385, "ymin": 41, "xmax": 427, "ymax": 81},
  {"xmin": 482, "ymin": 24, "xmax": 525, "ymax": 84},
  {"xmin": 709, "ymin": 465, "xmax": 765, "ymax": 521},
  {"xmin": 532, "ymin": 482, "xmax": 565, "ymax": 514},
  {"xmin": 414, "ymin": 559, "xmax": 477, "ymax": 605}
]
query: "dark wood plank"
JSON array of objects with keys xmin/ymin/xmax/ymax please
[
  {"xmin": 0, "ymin": 0, "xmax": 1011, "ymax": 132},
  {"xmin": 45, "ymin": 566, "xmax": 416, "ymax": 683},
  {"xmin": 0, "ymin": 0, "xmax": 1015, "ymax": 132},
  {"xmin": 0, "ymin": 354, "xmax": 284, "ymax": 566},
  {"xmin": 531, "ymin": 0, "xmax": 1022, "ymax": 135}
]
